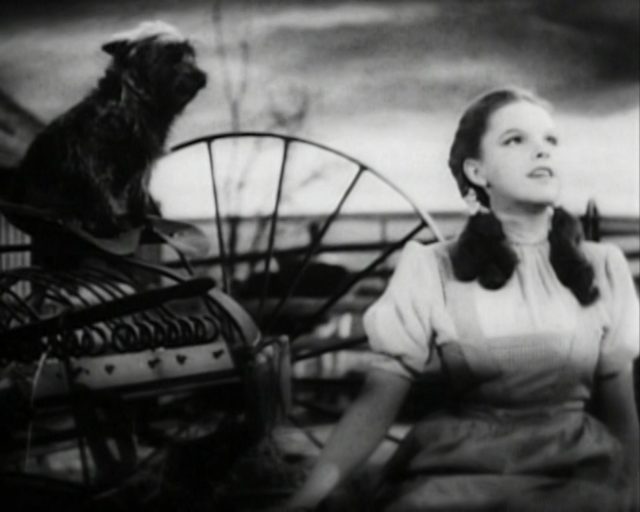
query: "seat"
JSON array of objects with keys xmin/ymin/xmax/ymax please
[{"xmin": 0, "ymin": 199, "xmax": 286, "ymax": 498}]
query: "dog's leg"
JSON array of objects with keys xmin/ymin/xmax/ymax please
[
  {"xmin": 67, "ymin": 173, "xmax": 129, "ymax": 237},
  {"xmin": 126, "ymin": 177, "xmax": 160, "ymax": 227}
]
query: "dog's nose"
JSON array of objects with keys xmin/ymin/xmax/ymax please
[{"xmin": 193, "ymin": 69, "xmax": 207, "ymax": 88}]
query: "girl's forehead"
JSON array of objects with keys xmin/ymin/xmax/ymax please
[{"xmin": 487, "ymin": 100, "xmax": 555, "ymax": 134}]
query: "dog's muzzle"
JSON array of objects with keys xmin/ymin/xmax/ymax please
[
  {"xmin": 174, "ymin": 68, "xmax": 207, "ymax": 103},
  {"xmin": 190, "ymin": 68, "xmax": 207, "ymax": 90}
]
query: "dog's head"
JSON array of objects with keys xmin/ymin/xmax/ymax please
[{"xmin": 102, "ymin": 21, "xmax": 207, "ymax": 113}]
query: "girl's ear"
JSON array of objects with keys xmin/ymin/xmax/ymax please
[{"xmin": 463, "ymin": 159, "xmax": 488, "ymax": 188}]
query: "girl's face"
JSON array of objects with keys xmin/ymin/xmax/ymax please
[{"xmin": 466, "ymin": 100, "xmax": 561, "ymax": 212}]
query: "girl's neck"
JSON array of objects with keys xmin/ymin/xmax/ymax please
[{"xmin": 492, "ymin": 204, "xmax": 553, "ymax": 245}]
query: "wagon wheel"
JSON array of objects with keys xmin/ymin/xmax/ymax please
[
  {"xmin": 161, "ymin": 132, "xmax": 443, "ymax": 333},
  {"xmin": 158, "ymin": 132, "xmax": 445, "ymax": 449}
]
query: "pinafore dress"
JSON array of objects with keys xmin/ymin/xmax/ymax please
[{"xmin": 363, "ymin": 236, "xmax": 639, "ymax": 512}]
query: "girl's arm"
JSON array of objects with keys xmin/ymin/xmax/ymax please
[
  {"xmin": 594, "ymin": 363, "xmax": 640, "ymax": 511},
  {"xmin": 286, "ymin": 368, "xmax": 411, "ymax": 510}
]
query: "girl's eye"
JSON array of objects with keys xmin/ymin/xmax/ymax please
[
  {"xmin": 503, "ymin": 135, "xmax": 523, "ymax": 146},
  {"xmin": 546, "ymin": 135, "xmax": 559, "ymax": 146}
]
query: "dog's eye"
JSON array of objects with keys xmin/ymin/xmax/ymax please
[
  {"xmin": 166, "ymin": 49, "xmax": 184, "ymax": 63},
  {"xmin": 166, "ymin": 43, "xmax": 195, "ymax": 63}
]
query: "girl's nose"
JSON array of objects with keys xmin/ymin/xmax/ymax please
[{"xmin": 534, "ymin": 141, "xmax": 551, "ymax": 159}]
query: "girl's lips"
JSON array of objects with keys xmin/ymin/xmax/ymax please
[{"xmin": 528, "ymin": 166, "xmax": 553, "ymax": 178}]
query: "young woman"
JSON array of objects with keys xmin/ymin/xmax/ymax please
[{"xmin": 285, "ymin": 88, "xmax": 639, "ymax": 511}]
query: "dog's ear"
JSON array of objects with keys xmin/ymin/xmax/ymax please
[{"xmin": 102, "ymin": 39, "xmax": 133, "ymax": 59}]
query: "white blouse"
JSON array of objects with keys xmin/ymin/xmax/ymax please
[{"xmin": 363, "ymin": 237, "xmax": 639, "ymax": 386}]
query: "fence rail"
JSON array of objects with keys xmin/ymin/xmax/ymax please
[
  {"xmin": 1, "ymin": 209, "xmax": 638, "ymax": 280},
  {"xmin": 157, "ymin": 210, "xmax": 640, "ymax": 281}
]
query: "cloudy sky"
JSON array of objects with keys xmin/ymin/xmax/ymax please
[{"xmin": 1, "ymin": 0, "xmax": 638, "ymax": 216}]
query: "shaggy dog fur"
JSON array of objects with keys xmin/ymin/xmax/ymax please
[{"xmin": 16, "ymin": 21, "xmax": 206, "ymax": 238}]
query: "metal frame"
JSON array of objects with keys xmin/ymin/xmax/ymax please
[{"xmin": 1, "ymin": 130, "xmax": 448, "ymax": 500}]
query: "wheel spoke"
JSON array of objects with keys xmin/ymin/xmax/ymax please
[
  {"xmin": 289, "ymin": 220, "xmax": 429, "ymax": 341},
  {"xmin": 265, "ymin": 164, "xmax": 366, "ymax": 332},
  {"xmin": 258, "ymin": 138, "xmax": 291, "ymax": 323},
  {"xmin": 207, "ymin": 140, "xmax": 232, "ymax": 294}
]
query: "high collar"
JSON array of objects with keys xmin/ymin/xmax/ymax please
[{"xmin": 494, "ymin": 207, "xmax": 552, "ymax": 245}]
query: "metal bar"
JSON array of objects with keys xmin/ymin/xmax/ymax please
[
  {"xmin": 289, "ymin": 221, "xmax": 428, "ymax": 341},
  {"xmin": 56, "ymin": 271, "xmax": 116, "ymax": 306},
  {"xmin": 62, "ymin": 358, "xmax": 92, "ymax": 486},
  {"xmin": 161, "ymin": 237, "xmax": 437, "ymax": 269},
  {"xmin": 265, "ymin": 165, "xmax": 366, "ymax": 332},
  {"xmin": 57, "ymin": 271, "xmax": 141, "ymax": 346},
  {"xmin": 13, "ymin": 269, "xmax": 79, "ymax": 312},
  {"xmin": 72, "ymin": 269, "xmax": 133, "ymax": 301},
  {"xmin": 152, "ymin": 229, "xmax": 194, "ymax": 276},
  {"xmin": 257, "ymin": 138, "xmax": 291, "ymax": 324},
  {"xmin": 0, "ymin": 281, "xmax": 41, "ymax": 321},
  {"xmin": 73, "ymin": 269, "xmax": 178, "ymax": 325},
  {"xmin": 293, "ymin": 377, "xmax": 363, "ymax": 389},
  {"xmin": 0, "ymin": 244, "xmax": 32, "ymax": 254},
  {"xmin": 206, "ymin": 141, "xmax": 231, "ymax": 293},
  {"xmin": 292, "ymin": 336, "xmax": 367, "ymax": 362},
  {"xmin": 1, "ymin": 278, "xmax": 216, "ymax": 344},
  {"xmin": 4, "ymin": 269, "xmax": 76, "ymax": 320}
]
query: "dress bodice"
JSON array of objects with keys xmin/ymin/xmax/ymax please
[
  {"xmin": 439, "ymin": 242, "xmax": 601, "ymax": 407},
  {"xmin": 363, "ymin": 238, "xmax": 639, "ymax": 409}
]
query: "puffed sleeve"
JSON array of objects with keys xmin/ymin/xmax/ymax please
[
  {"xmin": 362, "ymin": 241, "xmax": 450, "ymax": 380},
  {"xmin": 597, "ymin": 244, "xmax": 640, "ymax": 376}
]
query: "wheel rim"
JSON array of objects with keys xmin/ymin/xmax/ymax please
[{"xmin": 164, "ymin": 132, "xmax": 444, "ymax": 350}]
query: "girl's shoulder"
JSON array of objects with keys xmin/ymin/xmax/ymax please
[
  {"xmin": 401, "ymin": 239, "xmax": 454, "ymax": 262},
  {"xmin": 581, "ymin": 240, "xmax": 628, "ymax": 268},
  {"xmin": 390, "ymin": 240, "xmax": 451, "ymax": 290},
  {"xmin": 397, "ymin": 239, "xmax": 455, "ymax": 278},
  {"xmin": 581, "ymin": 240, "xmax": 636, "ymax": 297}
]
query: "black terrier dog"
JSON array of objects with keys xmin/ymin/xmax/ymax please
[{"xmin": 16, "ymin": 21, "xmax": 207, "ymax": 239}]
